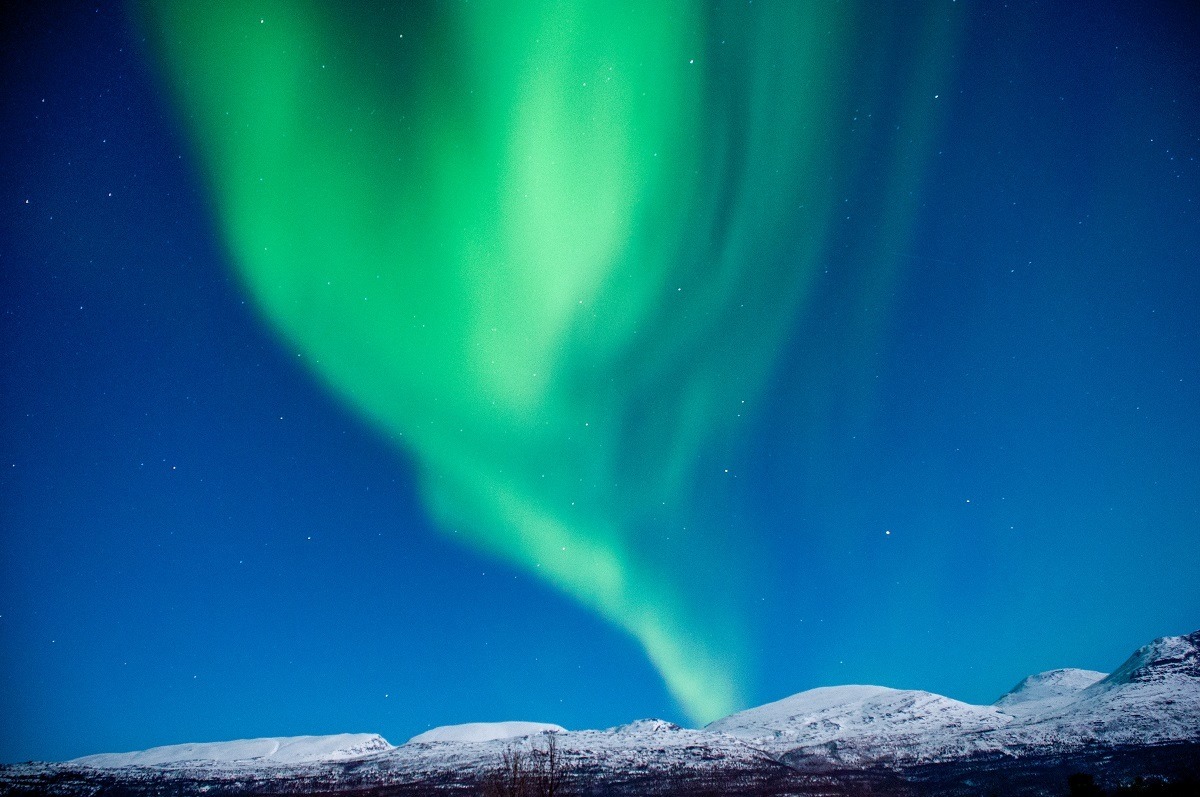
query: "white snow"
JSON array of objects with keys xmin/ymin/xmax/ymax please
[
  {"xmin": 994, "ymin": 668, "xmax": 1107, "ymax": 717},
  {"xmin": 69, "ymin": 733, "xmax": 392, "ymax": 768},
  {"xmin": 1020, "ymin": 631, "xmax": 1200, "ymax": 745},
  {"xmin": 407, "ymin": 721, "xmax": 566, "ymax": 744},
  {"xmin": 706, "ymin": 685, "xmax": 1013, "ymax": 764},
  {"xmin": 609, "ymin": 719, "xmax": 683, "ymax": 735},
  {"xmin": 705, "ymin": 631, "xmax": 1200, "ymax": 765}
]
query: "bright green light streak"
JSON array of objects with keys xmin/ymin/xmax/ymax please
[{"xmin": 137, "ymin": 0, "xmax": 959, "ymax": 723}]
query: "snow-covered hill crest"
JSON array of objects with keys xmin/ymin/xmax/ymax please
[
  {"xmin": 407, "ymin": 721, "xmax": 566, "ymax": 744},
  {"xmin": 69, "ymin": 733, "xmax": 392, "ymax": 768},
  {"xmin": 1099, "ymin": 629, "xmax": 1200, "ymax": 687},
  {"xmin": 707, "ymin": 629, "xmax": 1200, "ymax": 766},
  {"xmin": 993, "ymin": 668, "xmax": 1107, "ymax": 717},
  {"xmin": 1022, "ymin": 629, "xmax": 1200, "ymax": 746},
  {"xmin": 706, "ymin": 685, "xmax": 1014, "ymax": 765}
]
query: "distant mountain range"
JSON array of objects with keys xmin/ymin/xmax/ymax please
[{"xmin": 3, "ymin": 629, "xmax": 1197, "ymax": 796}]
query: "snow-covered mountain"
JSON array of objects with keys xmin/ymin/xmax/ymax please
[
  {"xmin": 408, "ymin": 721, "xmax": 566, "ymax": 744},
  {"xmin": 4, "ymin": 629, "xmax": 1197, "ymax": 796},
  {"xmin": 999, "ymin": 629, "xmax": 1200, "ymax": 747},
  {"xmin": 992, "ymin": 668, "xmax": 1107, "ymax": 717},
  {"xmin": 705, "ymin": 684, "xmax": 1012, "ymax": 764},
  {"xmin": 705, "ymin": 630, "xmax": 1200, "ymax": 766},
  {"xmin": 68, "ymin": 733, "xmax": 392, "ymax": 768}
]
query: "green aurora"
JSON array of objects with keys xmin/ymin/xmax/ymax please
[{"xmin": 137, "ymin": 1, "xmax": 960, "ymax": 723}]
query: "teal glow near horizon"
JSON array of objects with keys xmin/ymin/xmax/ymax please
[{"xmin": 136, "ymin": 1, "xmax": 961, "ymax": 722}]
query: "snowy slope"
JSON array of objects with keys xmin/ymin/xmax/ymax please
[
  {"xmin": 705, "ymin": 630, "xmax": 1200, "ymax": 766},
  {"xmin": 993, "ymin": 668, "xmax": 1107, "ymax": 717},
  {"xmin": 706, "ymin": 685, "xmax": 1013, "ymax": 764},
  {"xmin": 1007, "ymin": 630, "xmax": 1200, "ymax": 746},
  {"xmin": 408, "ymin": 721, "xmax": 566, "ymax": 744},
  {"xmin": 69, "ymin": 733, "xmax": 392, "ymax": 768}
]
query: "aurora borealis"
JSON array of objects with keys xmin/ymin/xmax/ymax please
[
  {"xmin": 133, "ymin": 1, "xmax": 962, "ymax": 723},
  {"xmin": 2, "ymin": 0, "xmax": 1199, "ymax": 763}
]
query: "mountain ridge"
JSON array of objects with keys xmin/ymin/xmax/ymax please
[{"xmin": 4, "ymin": 629, "xmax": 1197, "ymax": 795}]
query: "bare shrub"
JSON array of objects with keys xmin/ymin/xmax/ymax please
[{"xmin": 480, "ymin": 732, "xmax": 571, "ymax": 797}]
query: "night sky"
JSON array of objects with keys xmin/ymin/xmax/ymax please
[{"xmin": 2, "ymin": 0, "xmax": 1198, "ymax": 764}]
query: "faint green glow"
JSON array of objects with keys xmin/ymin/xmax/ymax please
[{"xmin": 138, "ymin": 0, "xmax": 959, "ymax": 723}]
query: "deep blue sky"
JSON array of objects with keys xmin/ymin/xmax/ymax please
[{"xmin": 2, "ymin": 1, "xmax": 1198, "ymax": 763}]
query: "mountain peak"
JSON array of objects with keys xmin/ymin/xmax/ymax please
[
  {"xmin": 69, "ymin": 733, "xmax": 392, "ymax": 768},
  {"xmin": 994, "ymin": 668, "xmax": 1107, "ymax": 717},
  {"xmin": 611, "ymin": 719, "xmax": 682, "ymax": 735},
  {"xmin": 704, "ymin": 684, "xmax": 1009, "ymax": 751},
  {"xmin": 1100, "ymin": 630, "xmax": 1200, "ymax": 687},
  {"xmin": 407, "ymin": 721, "xmax": 566, "ymax": 745},
  {"xmin": 1015, "ymin": 630, "xmax": 1200, "ymax": 747}
]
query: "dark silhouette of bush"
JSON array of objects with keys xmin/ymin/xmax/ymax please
[
  {"xmin": 1067, "ymin": 772, "xmax": 1200, "ymax": 797},
  {"xmin": 481, "ymin": 732, "xmax": 573, "ymax": 797},
  {"xmin": 1114, "ymin": 776, "xmax": 1200, "ymax": 797},
  {"xmin": 1071, "ymin": 773, "xmax": 1107, "ymax": 797}
]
